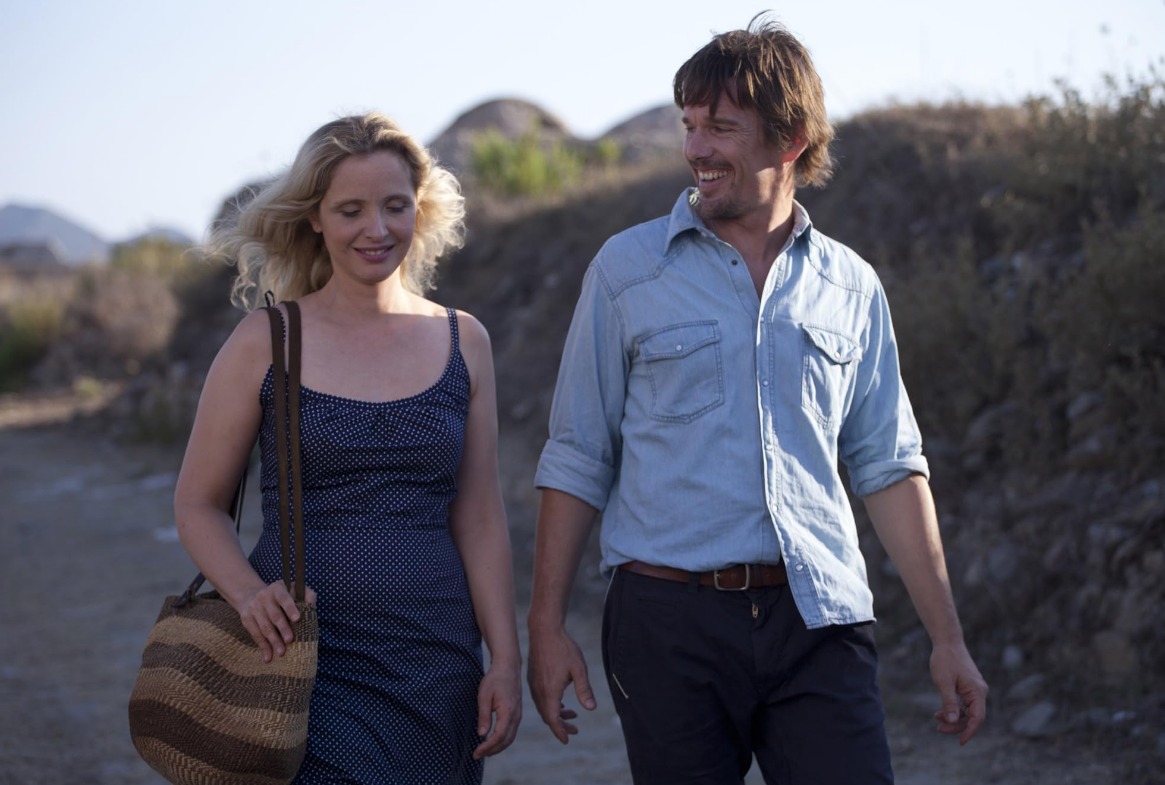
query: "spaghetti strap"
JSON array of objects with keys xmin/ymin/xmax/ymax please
[{"xmin": 445, "ymin": 307, "xmax": 460, "ymax": 355}]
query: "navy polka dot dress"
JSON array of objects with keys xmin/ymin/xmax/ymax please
[{"xmin": 250, "ymin": 308, "xmax": 484, "ymax": 784}]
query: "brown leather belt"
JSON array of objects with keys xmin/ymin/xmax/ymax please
[{"xmin": 619, "ymin": 560, "xmax": 788, "ymax": 591}]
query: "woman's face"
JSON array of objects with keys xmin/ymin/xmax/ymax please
[{"xmin": 310, "ymin": 151, "xmax": 417, "ymax": 286}]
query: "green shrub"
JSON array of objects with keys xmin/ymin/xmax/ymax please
[
  {"xmin": 470, "ymin": 129, "xmax": 583, "ymax": 196},
  {"xmin": 592, "ymin": 138, "xmax": 622, "ymax": 167},
  {"xmin": 111, "ymin": 237, "xmax": 186, "ymax": 274},
  {"xmin": 0, "ymin": 297, "xmax": 65, "ymax": 391}
]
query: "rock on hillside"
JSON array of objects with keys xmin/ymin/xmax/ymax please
[
  {"xmin": 599, "ymin": 103, "xmax": 683, "ymax": 163},
  {"xmin": 428, "ymin": 98, "xmax": 572, "ymax": 175},
  {"xmin": 425, "ymin": 97, "xmax": 683, "ymax": 179}
]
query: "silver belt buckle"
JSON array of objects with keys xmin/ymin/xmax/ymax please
[{"xmin": 714, "ymin": 564, "xmax": 750, "ymax": 591}]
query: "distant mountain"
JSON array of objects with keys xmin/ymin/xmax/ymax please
[{"xmin": 0, "ymin": 204, "xmax": 109, "ymax": 266}]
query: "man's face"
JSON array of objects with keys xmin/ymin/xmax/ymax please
[{"xmin": 681, "ymin": 99, "xmax": 792, "ymax": 225}]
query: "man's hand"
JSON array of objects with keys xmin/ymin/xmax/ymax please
[
  {"xmin": 526, "ymin": 624, "xmax": 597, "ymax": 744},
  {"xmin": 864, "ymin": 478, "xmax": 988, "ymax": 745},
  {"xmin": 930, "ymin": 641, "xmax": 988, "ymax": 744}
]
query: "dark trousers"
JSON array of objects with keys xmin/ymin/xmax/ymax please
[{"xmin": 602, "ymin": 568, "xmax": 894, "ymax": 785}]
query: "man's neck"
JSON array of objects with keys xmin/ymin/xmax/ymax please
[{"xmin": 706, "ymin": 195, "xmax": 797, "ymax": 295}]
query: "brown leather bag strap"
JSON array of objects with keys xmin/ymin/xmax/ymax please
[
  {"xmin": 174, "ymin": 303, "xmax": 303, "ymax": 608},
  {"xmin": 265, "ymin": 302, "xmax": 305, "ymax": 602},
  {"xmin": 285, "ymin": 301, "xmax": 306, "ymax": 603},
  {"xmin": 266, "ymin": 304, "xmax": 293, "ymax": 598}
]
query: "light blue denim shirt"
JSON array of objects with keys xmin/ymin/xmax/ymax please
[{"xmin": 535, "ymin": 190, "xmax": 929, "ymax": 628}]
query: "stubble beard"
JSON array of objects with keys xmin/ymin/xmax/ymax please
[{"xmin": 693, "ymin": 191, "xmax": 746, "ymax": 224}]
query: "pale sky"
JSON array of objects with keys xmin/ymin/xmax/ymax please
[{"xmin": 2, "ymin": 0, "xmax": 1162, "ymax": 242}]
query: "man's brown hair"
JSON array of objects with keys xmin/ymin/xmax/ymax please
[{"xmin": 673, "ymin": 13, "xmax": 835, "ymax": 187}]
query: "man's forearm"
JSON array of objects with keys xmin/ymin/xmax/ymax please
[
  {"xmin": 863, "ymin": 475, "xmax": 965, "ymax": 645},
  {"xmin": 527, "ymin": 489, "xmax": 600, "ymax": 631}
]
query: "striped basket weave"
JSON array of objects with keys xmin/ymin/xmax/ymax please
[{"xmin": 128, "ymin": 592, "xmax": 318, "ymax": 784}]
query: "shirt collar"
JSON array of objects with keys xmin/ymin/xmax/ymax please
[{"xmin": 786, "ymin": 199, "xmax": 813, "ymax": 252}]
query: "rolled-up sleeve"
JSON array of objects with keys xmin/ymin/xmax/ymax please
[
  {"xmin": 840, "ymin": 280, "xmax": 930, "ymax": 497},
  {"xmin": 534, "ymin": 259, "xmax": 628, "ymax": 511}
]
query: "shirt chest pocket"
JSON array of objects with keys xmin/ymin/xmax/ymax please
[
  {"xmin": 801, "ymin": 324, "xmax": 862, "ymax": 429},
  {"xmin": 639, "ymin": 321, "xmax": 724, "ymax": 423}
]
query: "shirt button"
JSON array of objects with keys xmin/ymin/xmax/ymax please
[
  {"xmin": 675, "ymin": 344, "xmax": 683, "ymax": 351},
  {"xmin": 731, "ymin": 259, "xmax": 739, "ymax": 265},
  {"xmin": 761, "ymin": 379, "xmax": 769, "ymax": 387},
  {"xmin": 795, "ymin": 563, "xmax": 806, "ymax": 572}
]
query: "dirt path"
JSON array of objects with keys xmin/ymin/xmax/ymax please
[{"xmin": 0, "ymin": 397, "xmax": 1134, "ymax": 784}]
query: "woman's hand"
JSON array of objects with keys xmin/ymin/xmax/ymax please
[
  {"xmin": 472, "ymin": 661, "xmax": 522, "ymax": 759},
  {"xmin": 235, "ymin": 582, "xmax": 318, "ymax": 663}
]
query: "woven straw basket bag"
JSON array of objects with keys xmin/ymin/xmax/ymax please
[{"xmin": 129, "ymin": 303, "xmax": 318, "ymax": 785}]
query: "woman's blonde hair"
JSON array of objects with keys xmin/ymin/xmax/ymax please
[{"xmin": 212, "ymin": 112, "xmax": 465, "ymax": 309}]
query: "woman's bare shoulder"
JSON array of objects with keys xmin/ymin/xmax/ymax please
[
  {"xmin": 452, "ymin": 308, "xmax": 490, "ymax": 349},
  {"xmin": 229, "ymin": 306, "xmax": 280, "ymax": 348},
  {"xmin": 451, "ymin": 308, "xmax": 494, "ymax": 387},
  {"xmin": 211, "ymin": 307, "xmax": 281, "ymax": 381}
]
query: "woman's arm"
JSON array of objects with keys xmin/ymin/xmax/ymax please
[
  {"xmin": 448, "ymin": 311, "xmax": 522, "ymax": 759},
  {"xmin": 174, "ymin": 308, "xmax": 315, "ymax": 663}
]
